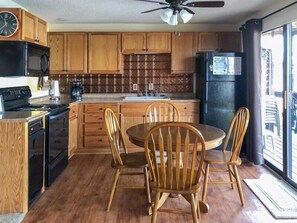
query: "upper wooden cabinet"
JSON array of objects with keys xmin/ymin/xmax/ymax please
[
  {"xmin": 218, "ymin": 32, "xmax": 242, "ymax": 52},
  {"xmin": 197, "ymin": 32, "xmax": 242, "ymax": 52},
  {"xmin": 122, "ymin": 32, "xmax": 171, "ymax": 53},
  {"xmin": 22, "ymin": 10, "xmax": 47, "ymax": 46},
  {"xmin": 88, "ymin": 33, "xmax": 122, "ymax": 74},
  {"xmin": 0, "ymin": 8, "xmax": 47, "ymax": 46},
  {"xmin": 48, "ymin": 32, "xmax": 88, "ymax": 74},
  {"xmin": 197, "ymin": 32, "xmax": 219, "ymax": 52},
  {"xmin": 171, "ymin": 32, "xmax": 196, "ymax": 73}
]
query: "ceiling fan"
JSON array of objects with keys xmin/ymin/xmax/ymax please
[{"xmin": 137, "ymin": 0, "xmax": 225, "ymax": 25}]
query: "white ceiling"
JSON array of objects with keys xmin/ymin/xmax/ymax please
[{"xmin": 3, "ymin": 0, "xmax": 280, "ymax": 25}]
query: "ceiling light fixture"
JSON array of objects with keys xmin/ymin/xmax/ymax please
[{"xmin": 160, "ymin": 8, "xmax": 193, "ymax": 26}]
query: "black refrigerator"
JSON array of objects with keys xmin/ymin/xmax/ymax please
[{"xmin": 196, "ymin": 52, "xmax": 247, "ymax": 151}]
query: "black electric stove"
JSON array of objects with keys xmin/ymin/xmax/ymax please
[{"xmin": 0, "ymin": 86, "xmax": 69, "ymax": 187}]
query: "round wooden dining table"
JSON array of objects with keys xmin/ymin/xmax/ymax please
[
  {"xmin": 126, "ymin": 122, "xmax": 226, "ymax": 150},
  {"xmin": 126, "ymin": 122, "xmax": 226, "ymax": 213}
]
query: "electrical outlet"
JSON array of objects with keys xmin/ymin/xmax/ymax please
[
  {"xmin": 132, "ymin": 83, "xmax": 138, "ymax": 91},
  {"xmin": 149, "ymin": 83, "xmax": 154, "ymax": 91}
]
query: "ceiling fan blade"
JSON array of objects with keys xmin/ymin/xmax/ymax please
[
  {"xmin": 136, "ymin": 0, "xmax": 168, "ymax": 5},
  {"xmin": 186, "ymin": 1, "xmax": 225, "ymax": 8},
  {"xmin": 181, "ymin": 7, "xmax": 195, "ymax": 15},
  {"xmin": 141, "ymin": 7, "xmax": 169, "ymax": 13}
]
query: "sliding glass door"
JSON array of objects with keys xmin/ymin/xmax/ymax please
[
  {"xmin": 261, "ymin": 21, "xmax": 297, "ymax": 188},
  {"xmin": 288, "ymin": 21, "xmax": 297, "ymax": 185},
  {"xmin": 261, "ymin": 27, "xmax": 284, "ymax": 172}
]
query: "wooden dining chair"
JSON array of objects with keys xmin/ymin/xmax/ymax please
[
  {"xmin": 104, "ymin": 108, "xmax": 151, "ymax": 211},
  {"xmin": 145, "ymin": 101, "xmax": 180, "ymax": 123},
  {"xmin": 201, "ymin": 107, "xmax": 250, "ymax": 206},
  {"xmin": 144, "ymin": 122, "xmax": 206, "ymax": 223}
]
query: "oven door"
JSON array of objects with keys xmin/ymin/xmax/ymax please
[{"xmin": 46, "ymin": 109, "xmax": 69, "ymax": 164}]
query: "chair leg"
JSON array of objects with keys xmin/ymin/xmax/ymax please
[
  {"xmin": 233, "ymin": 165, "xmax": 245, "ymax": 206},
  {"xmin": 195, "ymin": 193, "xmax": 201, "ymax": 219},
  {"xmin": 144, "ymin": 166, "xmax": 152, "ymax": 204},
  {"xmin": 152, "ymin": 191, "xmax": 161, "ymax": 223},
  {"xmin": 107, "ymin": 169, "xmax": 120, "ymax": 211},
  {"xmin": 202, "ymin": 163, "xmax": 210, "ymax": 202},
  {"xmin": 228, "ymin": 165, "xmax": 234, "ymax": 189},
  {"xmin": 190, "ymin": 193, "xmax": 199, "ymax": 223}
]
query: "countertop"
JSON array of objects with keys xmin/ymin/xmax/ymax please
[
  {"xmin": 30, "ymin": 93, "xmax": 200, "ymax": 106},
  {"xmin": 0, "ymin": 111, "xmax": 48, "ymax": 122}
]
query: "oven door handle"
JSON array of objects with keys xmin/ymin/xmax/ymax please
[{"xmin": 48, "ymin": 109, "xmax": 69, "ymax": 120}]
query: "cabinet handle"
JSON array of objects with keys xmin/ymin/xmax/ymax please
[
  {"xmin": 98, "ymin": 139, "xmax": 103, "ymax": 142},
  {"xmin": 98, "ymin": 108, "xmax": 103, "ymax": 110},
  {"xmin": 98, "ymin": 128, "xmax": 103, "ymax": 130}
]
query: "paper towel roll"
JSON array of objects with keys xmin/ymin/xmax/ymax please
[{"xmin": 50, "ymin": 80, "xmax": 60, "ymax": 98}]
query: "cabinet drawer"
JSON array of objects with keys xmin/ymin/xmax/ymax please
[
  {"xmin": 84, "ymin": 135, "xmax": 110, "ymax": 148},
  {"xmin": 84, "ymin": 123, "xmax": 105, "ymax": 135},
  {"xmin": 173, "ymin": 102, "xmax": 200, "ymax": 113},
  {"xmin": 84, "ymin": 113, "xmax": 104, "ymax": 123},
  {"xmin": 84, "ymin": 103, "xmax": 118, "ymax": 113}
]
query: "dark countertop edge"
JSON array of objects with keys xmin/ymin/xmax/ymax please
[{"xmin": 0, "ymin": 111, "xmax": 49, "ymax": 122}]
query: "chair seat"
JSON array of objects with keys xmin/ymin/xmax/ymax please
[
  {"xmin": 204, "ymin": 150, "xmax": 241, "ymax": 165},
  {"xmin": 112, "ymin": 152, "xmax": 148, "ymax": 169}
]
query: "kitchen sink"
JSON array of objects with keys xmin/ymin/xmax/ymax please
[{"xmin": 123, "ymin": 96, "xmax": 170, "ymax": 101}]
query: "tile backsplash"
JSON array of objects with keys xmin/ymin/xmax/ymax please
[{"xmin": 50, "ymin": 54, "xmax": 193, "ymax": 94}]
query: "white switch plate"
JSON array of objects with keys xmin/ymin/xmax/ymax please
[
  {"xmin": 132, "ymin": 83, "xmax": 138, "ymax": 91},
  {"xmin": 149, "ymin": 83, "xmax": 154, "ymax": 90}
]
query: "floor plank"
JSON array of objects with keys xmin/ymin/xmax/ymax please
[{"xmin": 22, "ymin": 155, "xmax": 297, "ymax": 223}]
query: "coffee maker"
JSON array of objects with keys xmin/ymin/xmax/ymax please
[{"xmin": 70, "ymin": 81, "xmax": 83, "ymax": 101}]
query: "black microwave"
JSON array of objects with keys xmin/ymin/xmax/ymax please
[{"xmin": 0, "ymin": 41, "xmax": 50, "ymax": 77}]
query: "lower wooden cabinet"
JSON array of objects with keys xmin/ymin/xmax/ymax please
[
  {"xmin": 120, "ymin": 101, "xmax": 200, "ymax": 151},
  {"xmin": 76, "ymin": 103, "xmax": 119, "ymax": 154},
  {"xmin": 75, "ymin": 101, "xmax": 200, "ymax": 154},
  {"xmin": 69, "ymin": 104, "xmax": 78, "ymax": 159}
]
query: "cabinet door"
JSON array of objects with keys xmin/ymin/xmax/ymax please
[
  {"xmin": 22, "ymin": 11, "xmax": 36, "ymax": 43},
  {"xmin": 219, "ymin": 32, "xmax": 242, "ymax": 52},
  {"xmin": 197, "ymin": 32, "xmax": 219, "ymax": 52},
  {"xmin": 147, "ymin": 32, "xmax": 171, "ymax": 52},
  {"xmin": 122, "ymin": 32, "xmax": 146, "ymax": 53},
  {"xmin": 88, "ymin": 33, "xmax": 122, "ymax": 74},
  {"xmin": 48, "ymin": 33, "xmax": 65, "ymax": 74},
  {"xmin": 66, "ymin": 33, "xmax": 88, "ymax": 73},
  {"xmin": 36, "ymin": 18, "xmax": 47, "ymax": 46},
  {"xmin": 120, "ymin": 103, "xmax": 150, "ymax": 151},
  {"xmin": 173, "ymin": 102, "xmax": 200, "ymax": 123},
  {"xmin": 171, "ymin": 32, "xmax": 196, "ymax": 73}
]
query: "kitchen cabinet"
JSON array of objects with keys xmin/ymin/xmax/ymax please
[
  {"xmin": 48, "ymin": 32, "xmax": 88, "ymax": 74},
  {"xmin": 120, "ymin": 101, "xmax": 200, "ymax": 150},
  {"xmin": 197, "ymin": 32, "xmax": 219, "ymax": 52},
  {"xmin": 76, "ymin": 103, "xmax": 119, "ymax": 154},
  {"xmin": 88, "ymin": 33, "xmax": 122, "ymax": 74},
  {"xmin": 120, "ymin": 102, "xmax": 151, "ymax": 151},
  {"xmin": 0, "ymin": 8, "xmax": 47, "ymax": 46},
  {"xmin": 122, "ymin": 32, "xmax": 171, "ymax": 53},
  {"xmin": 197, "ymin": 32, "xmax": 242, "ymax": 52},
  {"xmin": 174, "ymin": 102, "xmax": 200, "ymax": 123},
  {"xmin": 218, "ymin": 32, "xmax": 242, "ymax": 52},
  {"xmin": 171, "ymin": 32, "xmax": 196, "ymax": 73},
  {"xmin": 22, "ymin": 10, "xmax": 47, "ymax": 46},
  {"xmin": 69, "ymin": 104, "xmax": 79, "ymax": 158},
  {"xmin": 0, "ymin": 117, "xmax": 46, "ymax": 214}
]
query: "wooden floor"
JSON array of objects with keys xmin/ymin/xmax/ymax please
[{"xmin": 23, "ymin": 154, "xmax": 297, "ymax": 223}]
